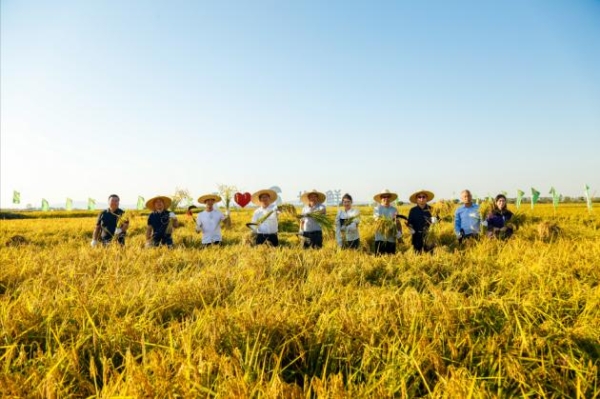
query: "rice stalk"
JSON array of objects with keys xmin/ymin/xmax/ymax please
[{"xmin": 374, "ymin": 216, "xmax": 397, "ymax": 239}]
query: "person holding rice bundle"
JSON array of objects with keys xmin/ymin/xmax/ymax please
[
  {"xmin": 373, "ymin": 189, "xmax": 402, "ymax": 255},
  {"xmin": 486, "ymin": 194, "xmax": 514, "ymax": 239},
  {"xmin": 454, "ymin": 189, "xmax": 481, "ymax": 244},
  {"xmin": 145, "ymin": 196, "xmax": 178, "ymax": 248},
  {"xmin": 335, "ymin": 193, "xmax": 360, "ymax": 249},
  {"xmin": 299, "ymin": 189, "xmax": 327, "ymax": 249},
  {"xmin": 196, "ymin": 193, "xmax": 226, "ymax": 246},
  {"xmin": 407, "ymin": 189, "xmax": 437, "ymax": 253},
  {"xmin": 249, "ymin": 189, "xmax": 279, "ymax": 246},
  {"xmin": 91, "ymin": 194, "xmax": 129, "ymax": 246}
]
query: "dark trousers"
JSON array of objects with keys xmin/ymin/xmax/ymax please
[
  {"xmin": 342, "ymin": 239, "xmax": 360, "ymax": 249},
  {"xmin": 152, "ymin": 235, "xmax": 174, "ymax": 248},
  {"xmin": 458, "ymin": 233, "xmax": 478, "ymax": 245},
  {"xmin": 102, "ymin": 233, "xmax": 125, "ymax": 246},
  {"xmin": 256, "ymin": 233, "xmax": 279, "ymax": 247},
  {"xmin": 375, "ymin": 240, "xmax": 396, "ymax": 255},
  {"xmin": 302, "ymin": 231, "xmax": 323, "ymax": 249},
  {"xmin": 411, "ymin": 232, "xmax": 433, "ymax": 253}
]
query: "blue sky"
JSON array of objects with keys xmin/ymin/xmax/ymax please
[{"xmin": 2, "ymin": 0, "xmax": 599, "ymax": 208}]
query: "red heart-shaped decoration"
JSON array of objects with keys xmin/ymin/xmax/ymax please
[{"xmin": 234, "ymin": 192, "xmax": 251, "ymax": 208}]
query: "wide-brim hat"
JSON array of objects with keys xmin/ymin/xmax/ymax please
[
  {"xmin": 197, "ymin": 194, "xmax": 222, "ymax": 204},
  {"xmin": 373, "ymin": 189, "xmax": 398, "ymax": 203},
  {"xmin": 251, "ymin": 189, "xmax": 278, "ymax": 205},
  {"xmin": 146, "ymin": 195, "xmax": 172, "ymax": 210},
  {"xmin": 300, "ymin": 189, "xmax": 326, "ymax": 205},
  {"xmin": 409, "ymin": 189, "xmax": 435, "ymax": 204}
]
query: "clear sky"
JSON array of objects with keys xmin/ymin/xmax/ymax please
[{"xmin": 2, "ymin": 0, "xmax": 599, "ymax": 208}]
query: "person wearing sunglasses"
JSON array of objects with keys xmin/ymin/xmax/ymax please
[{"xmin": 407, "ymin": 190, "xmax": 437, "ymax": 253}]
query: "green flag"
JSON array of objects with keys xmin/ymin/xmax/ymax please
[
  {"xmin": 13, "ymin": 191, "xmax": 21, "ymax": 204},
  {"xmin": 584, "ymin": 184, "xmax": 592, "ymax": 212},
  {"xmin": 549, "ymin": 187, "xmax": 560, "ymax": 211},
  {"xmin": 66, "ymin": 198, "xmax": 73, "ymax": 211},
  {"xmin": 516, "ymin": 189, "xmax": 524, "ymax": 209},
  {"xmin": 41, "ymin": 199, "xmax": 50, "ymax": 211},
  {"xmin": 87, "ymin": 198, "xmax": 96, "ymax": 211},
  {"xmin": 531, "ymin": 187, "xmax": 540, "ymax": 209},
  {"xmin": 137, "ymin": 196, "xmax": 145, "ymax": 210}
]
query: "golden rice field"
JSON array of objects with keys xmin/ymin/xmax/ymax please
[{"xmin": 1, "ymin": 203, "xmax": 599, "ymax": 398}]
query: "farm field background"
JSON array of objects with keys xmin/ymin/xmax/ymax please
[{"xmin": 1, "ymin": 203, "xmax": 599, "ymax": 397}]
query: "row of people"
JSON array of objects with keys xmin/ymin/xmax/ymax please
[{"xmin": 91, "ymin": 189, "xmax": 514, "ymax": 253}]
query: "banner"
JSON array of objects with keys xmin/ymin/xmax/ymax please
[
  {"xmin": 584, "ymin": 184, "xmax": 593, "ymax": 212},
  {"xmin": 137, "ymin": 196, "xmax": 145, "ymax": 210},
  {"xmin": 531, "ymin": 188, "xmax": 540, "ymax": 210},
  {"xmin": 13, "ymin": 191, "xmax": 21, "ymax": 204},
  {"xmin": 87, "ymin": 198, "xmax": 96, "ymax": 211},
  {"xmin": 549, "ymin": 187, "xmax": 559, "ymax": 211},
  {"xmin": 66, "ymin": 198, "xmax": 73, "ymax": 211},
  {"xmin": 41, "ymin": 199, "xmax": 50, "ymax": 211},
  {"xmin": 516, "ymin": 189, "xmax": 524, "ymax": 209}
]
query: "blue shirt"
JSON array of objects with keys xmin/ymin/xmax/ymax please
[{"xmin": 454, "ymin": 204, "xmax": 481, "ymax": 236}]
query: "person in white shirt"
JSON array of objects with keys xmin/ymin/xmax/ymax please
[
  {"xmin": 250, "ymin": 189, "xmax": 279, "ymax": 246},
  {"xmin": 196, "ymin": 194, "xmax": 225, "ymax": 246},
  {"xmin": 335, "ymin": 193, "xmax": 360, "ymax": 249},
  {"xmin": 299, "ymin": 189, "xmax": 327, "ymax": 249}
]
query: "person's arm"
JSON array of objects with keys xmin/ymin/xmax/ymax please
[
  {"xmin": 454, "ymin": 208, "xmax": 462, "ymax": 236},
  {"xmin": 169, "ymin": 211, "xmax": 179, "ymax": 228},
  {"xmin": 394, "ymin": 209, "xmax": 402, "ymax": 239},
  {"xmin": 92, "ymin": 225, "xmax": 101, "ymax": 241},
  {"xmin": 91, "ymin": 213, "xmax": 103, "ymax": 245},
  {"xmin": 120, "ymin": 220, "xmax": 130, "ymax": 233},
  {"xmin": 196, "ymin": 213, "xmax": 203, "ymax": 232},
  {"xmin": 335, "ymin": 210, "xmax": 342, "ymax": 246}
]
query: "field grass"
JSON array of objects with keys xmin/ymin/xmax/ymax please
[{"xmin": 1, "ymin": 204, "xmax": 599, "ymax": 397}]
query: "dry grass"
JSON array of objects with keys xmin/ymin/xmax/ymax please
[{"xmin": 0, "ymin": 204, "xmax": 598, "ymax": 397}]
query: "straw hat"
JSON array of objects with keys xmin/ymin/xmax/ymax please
[
  {"xmin": 409, "ymin": 189, "xmax": 435, "ymax": 204},
  {"xmin": 146, "ymin": 195, "xmax": 172, "ymax": 211},
  {"xmin": 197, "ymin": 194, "xmax": 222, "ymax": 204},
  {"xmin": 373, "ymin": 189, "xmax": 398, "ymax": 203},
  {"xmin": 251, "ymin": 189, "xmax": 278, "ymax": 205},
  {"xmin": 300, "ymin": 189, "xmax": 326, "ymax": 205}
]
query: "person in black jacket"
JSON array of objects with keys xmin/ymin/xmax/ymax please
[
  {"xmin": 407, "ymin": 189, "xmax": 437, "ymax": 253},
  {"xmin": 91, "ymin": 194, "xmax": 129, "ymax": 246}
]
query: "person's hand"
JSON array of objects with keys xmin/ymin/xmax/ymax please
[
  {"xmin": 169, "ymin": 212, "xmax": 176, "ymax": 219},
  {"xmin": 90, "ymin": 239, "xmax": 98, "ymax": 247},
  {"xmin": 114, "ymin": 227, "xmax": 122, "ymax": 235},
  {"xmin": 396, "ymin": 231, "xmax": 402, "ymax": 239},
  {"xmin": 145, "ymin": 240, "xmax": 154, "ymax": 248},
  {"xmin": 430, "ymin": 216, "xmax": 438, "ymax": 224},
  {"xmin": 409, "ymin": 228, "xmax": 416, "ymax": 235},
  {"xmin": 482, "ymin": 220, "xmax": 488, "ymax": 227}
]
